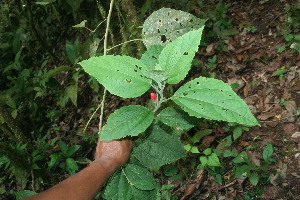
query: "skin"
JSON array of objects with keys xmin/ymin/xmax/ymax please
[{"xmin": 25, "ymin": 139, "xmax": 133, "ymax": 200}]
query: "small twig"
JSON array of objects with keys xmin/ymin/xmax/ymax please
[
  {"xmin": 107, "ymin": 38, "xmax": 143, "ymax": 52},
  {"xmin": 97, "ymin": 0, "xmax": 115, "ymax": 137},
  {"xmin": 84, "ymin": 19, "xmax": 106, "ymax": 33},
  {"xmin": 83, "ymin": 102, "xmax": 103, "ymax": 133}
]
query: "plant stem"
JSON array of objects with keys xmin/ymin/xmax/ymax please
[
  {"xmin": 98, "ymin": 0, "xmax": 114, "ymax": 137},
  {"xmin": 107, "ymin": 38, "xmax": 143, "ymax": 52}
]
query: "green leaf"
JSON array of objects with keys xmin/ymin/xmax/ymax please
[
  {"xmin": 101, "ymin": 105, "xmax": 154, "ymax": 141},
  {"xmin": 199, "ymin": 156, "xmax": 207, "ymax": 166},
  {"xmin": 58, "ymin": 141, "xmax": 68, "ymax": 155},
  {"xmin": 142, "ymin": 8, "xmax": 206, "ymax": 48},
  {"xmin": 16, "ymin": 190, "xmax": 37, "ymax": 200},
  {"xmin": 65, "ymin": 84, "xmax": 78, "ymax": 107},
  {"xmin": 164, "ymin": 166, "xmax": 179, "ymax": 176},
  {"xmin": 124, "ymin": 164, "xmax": 156, "ymax": 190},
  {"xmin": 203, "ymin": 148, "xmax": 212, "ymax": 156},
  {"xmin": 66, "ymin": 158, "xmax": 78, "ymax": 171},
  {"xmin": 79, "ymin": 56, "xmax": 151, "ymax": 98},
  {"xmin": 184, "ymin": 144, "xmax": 192, "ymax": 151},
  {"xmin": 232, "ymin": 151, "xmax": 249, "ymax": 164},
  {"xmin": 43, "ymin": 66, "xmax": 73, "ymax": 80},
  {"xmin": 249, "ymin": 172, "xmax": 259, "ymax": 186},
  {"xmin": 73, "ymin": 20, "xmax": 87, "ymax": 28},
  {"xmin": 144, "ymin": 70, "xmax": 169, "ymax": 83},
  {"xmin": 234, "ymin": 165, "xmax": 251, "ymax": 178},
  {"xmin": 132, "ymin": 187, "xmax": 157, "ymax": 200},
  {"xmin": 159, "ymin": 27, "xmax": 204, "ymax": 84},
  {"xmin": 104, "ymin": 170, "xmax": 133, "ymax": 200},
  {"xmin": 171, "ymin": 77, "xmax": 259, "ymax": 126},
  {"xmin": 207, "ymin": 153, "xmax": 221, "ymax": 167},
  {"xmin": 66, "ymin": 39, "xmax": 79, "ymax": 65},
  {"xmin": 132, "ymin": 124, "xmax": 186, "ymax": 168},
  {"xmin": 233, "ymin": 126, "xmax": 243, "ymax": 140},
  {"xmin": 263, "ymin": 143, "xmax": 274, "ymax": 163},
  {"xmin": 140, "ymin": 45, "xmax": 163, "ymax": 70},
  {"xmin": 190, "ymin": 146, "xmax": 200, "ymax": 153},
  {"xmin": 65, "ymin": 145, "xmax": 80, "ymax": 157},
  {"xmin": 157, "ymin": 107, "xmax": 196, "ymax": 132}
]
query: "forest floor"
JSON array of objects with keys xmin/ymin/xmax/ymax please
[
  {"xmin": 77, "ymin": 0, "xmax": 300, "ymax": 199},
  {"xmin": 177, "ymin": 0, "xmax": 300, "ymax": 199}
]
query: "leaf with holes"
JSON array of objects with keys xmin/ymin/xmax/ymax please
[
  {"xmin": 100, "ymin": 105, "xmax": 154, "ymax": 141},
  {"xmin": 124, "ymin": 164, "xmax": 156, "ymax": 190},
  {"xmin": 142, "ymin": 8, "xmax": 206, "ymax": 48},
  {"xmin": 141, "ymin": 45, "xmax": 163, "ymax": 70},
  {"xmin": 158, "ymin": 27, "xmax": 204, "ymax": 84},
  {"xmin": 157, "ymin": 107, "xmax": 196, "ymax": 132},
  {"xmin": 79, "ymin": 55, "xmax": 151, "ymax": 98},
  {"xmin": 171, "ymin": 77, "xmax": 259, "ymax": 126},
  {"xmin": 132, "ymin": 124, "xmax": 186, "ymax": 168}
]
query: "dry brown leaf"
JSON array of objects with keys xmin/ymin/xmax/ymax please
[
  {"xmin": 270, "ymin": 161, "xmax": 287, "ymax": 186},
  {"xmin": 258, "ymin": 112, "xmax": 276, "ymax": 120},
  {"xmin": 247, "ymin": 151, "xmax": 261, "ymax": 166}
]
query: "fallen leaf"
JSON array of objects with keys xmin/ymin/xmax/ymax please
[
  {"xmin": 247, "ymin": 151, "xmax": 261, "ymax": 166},
  {"xmin": 270, "ymin": 161, "xmax": 287, "ymax": 186},
  {"xmin": 285, "ymin": 101, "xmax": 297, "ymax": 114},
  {"xmin": 258, "ymin": 112, "xmax": 276, "ymax": 120},
  {"xmin": 206, "ymin": 43, "xmax": 215, "ymax": 54},
  {"xmin": 283, "ymin": 123, "xmax": 295, "ymax": 136},
  {"xmin": 291, "ymin": 132, "xmax": 300, "ymax": 139}
]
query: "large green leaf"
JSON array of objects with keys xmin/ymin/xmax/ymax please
[
  {"xmin": 157, "ymin": 107, "xmax": 196, "ymax": 132},
  {"xmin": 124, "ymin": 164, "xmax": 156, "ymax": 190},
  {"xmin": 104, "ymin": 170, "xmax": 133, "ymax": 200},
  {"xmin": 132, "ymin": 187, "xmax": 157, "ymax": 200},
  {"xmin": 158, "ymin": 27, "xmax": 204, "ymax": 84},
  {"xmin": 142, "ymin": 8, "xmax": 206, "ymax": 48},
  {"xmin": 79, "ymin": 56, "xmax": 151, "ymax": 98},
  {"xmin": 132, "ymin": 123, "xmax": 186, "ymax": 168},
  {"xmin": 101, "ymin": 105, "xmax": 154, "ymax": 141},
  {"xmin": 171, "ymin": 77, "xmax": 259, "ymax": 126}
]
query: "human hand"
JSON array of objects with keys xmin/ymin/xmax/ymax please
[{"xmin": 94, "ymin": 138, "xmax": 133, "ymax": 169}]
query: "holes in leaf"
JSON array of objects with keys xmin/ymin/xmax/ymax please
[
  {"xmin": 201, "ymin": 107, "xmax": 204, "ymax": 110},
  {"xmin": 135, "ymin": 65, "xmax": 142, "ymax": 70},
  {"xmin": 157, "ymin": 29, "xmax": 160, "ymax": 34},
  {"xmin": 161, "ymin": 35, "xmax": 167, "ymax": 43},
  {"xmin": 158, "ymin": 19, "xmax": 162, "ymax": 23},
  {"xmin": 151, "ymin": 55, "xmax": 157, "ymax": 59},
  {"xmin": 134, "ymin": 69, "xmax": 138, "ymax": 72},
  {"xmin": 229, "ymin": 94, "xmax": 232, "ymax": 97},
  {"xmin": 175, "ymin": 18, "xmax": 178, "ymax": 21},
  {"xmin": 126, "ymin": 79, "xmax": 132, "ymax": 83},
  {"xmin": 140, "ymin": 75, "xmax": 144, "ymax": 78},
  {"xmin": 188, "ymin": 85, "xmax": 191, "ymax": 89},
  {"xmin": 179, "ymin": 22, "xmax": 182, "ymax": 27},
  {"xmin": 189, "ymin": 19, "xmax": 193, "ymax": 23},
  {"xmin": 184, "ymin": 52, "xmax": 188, "ymax": 55},
  {"xmin": 177, "ymin": 30, "xmax": 180, "ymax": 33},
  {"xmin": 116, "ymin": 69, "xmax": 120, "ymax": 72},
  {"xmin": 168, "ymin": 12, "xmax": 171, "ymax": 16},
  {"xmin": 183, "ymin": 92, "xmax": 188, "ymax": 96},
  {"xmin": 197, "ymin": 82, "xmax": 200, "ymax": 84},
  {"xmin": 220, "ymin": 90, "xmax": 224, "ymax": 92},
  {"xmin": 221, "ymin": 102, "xmax": 224, "ymax": 104}
]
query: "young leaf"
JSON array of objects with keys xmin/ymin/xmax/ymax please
[
  {"xmin": 142, "ymin": 8, "xmax": 206, "ymax": 48},
  {"xmin": 124, "ymin": 164, "xmax": 156, "ymax": 190},
  {"xmin": 16, "ymin": 190, "xmax": 37, "ymax": 200},
  {"xmin": 263, "ymin": 143, "xmax": 274, "ymax": 163},
  {"xmin": 66, "ymin": 158, "xmax": 78, "ymax": 171},
  {"xmin": 171, "ymin": 77, "xmax": 259, "ymax": 126},
  {"xmin": 157, "ymin": 107, "xmax": 196, "ymax": 132},
  {"xmin": 79, "ymin": 56, "xmax": 151, "ymax": 98},
  {"xmin": 100, "ymin": 105, "xmax": 154, "ymax": 141},
  {"xmin": 104, "ymin": 170, "xmax": 133, "ymax": 200},
  {"xmin": 234, "ymin": 165, "xmax": 251, "ymax": 178},
  {"xmin": 249, "ymin": 172, "xmax": 259, "ymax": 186},
  {"xmin": 159, "ymin": 27, "xmax": 204, "ymax": 84},
  {"xmin": 207, "ymin": 153, "xmax": 221, "ymax": 167},
  {"xmin": 233, "ymin": 126, "xmax": 243, "ymax": 140},
  {"xmin": 132, "ymin": 124, "xmax": 186, "ymax": 168}
]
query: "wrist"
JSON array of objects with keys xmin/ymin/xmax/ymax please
[{"xmin": 90, "ymin": 158, "xmax": 121, "ymax": 174}]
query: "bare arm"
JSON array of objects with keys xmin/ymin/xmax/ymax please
[{"xmin": 25, "ymin": 139, "xmax": 132, "ymax": 200}]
